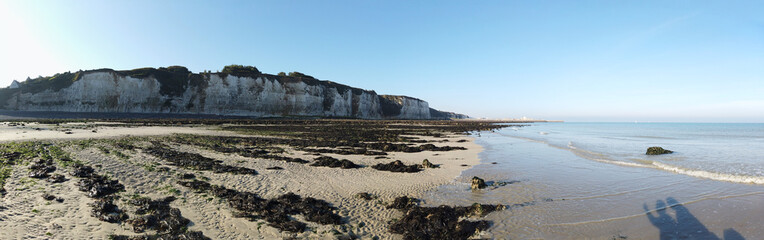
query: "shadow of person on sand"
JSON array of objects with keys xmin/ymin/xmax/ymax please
[{"xmin": 644, "ymin": 197, "xmax": 745, "ymax": 240}]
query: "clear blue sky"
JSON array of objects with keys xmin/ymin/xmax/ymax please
[{"xmin": 1, "ymin": 0, "xmax": 763, "ymax": 122}]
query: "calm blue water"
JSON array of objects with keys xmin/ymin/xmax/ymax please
[{"xmin": 500, "ymin": 122, "xmax": 764, "ymax": 184}]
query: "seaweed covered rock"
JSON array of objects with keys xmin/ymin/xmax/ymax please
[
  {"xmin": 166, "ymin": 135, "xmax": 310, "ymax": 164},
  {"xmin": 372, "ymin": 160, "xmax": 422, "ymax": 173},
  {"xmin": 311, "ymin": 156, "xmax": 360, "ymax": 169},
  {"xmin": 28, "ymin": 159, "xmax": 56, "ymax": 178},
  {"xmin": 177, "ymin": 180, "xmax": 343, "ymax": 233},
  {"xmin": 71, "ymin": 163, "xmax": 125, "ymax": 198},
  {"xmin": 42, "ymin": 193, "xmax": 57, "ymax": 201},
  {"xmin": 48, "ymin": 174, "xmax": 67, "ymax": 183},
  {"xmin": 90, "ymin": 198, "xmax": 128, "ymax": 223},
  {"xmin": 471, "ymin": 177, "xmax": 487, "ymax": 190},
  {"xmin": 465, "ymin": 203, "xmax": 506, "ymax": 217},
  {"xmin": 369, "ymin": 142, "xmax": 466, "ymax": 153},
  {"xmin": 71, "ymin": 164, "xmax": 95, "ymax": 177},
  {"xmin": 111, "ymin": 196, "xmax": 212, "ymax": 239},
  {"xmin": 144, "ymin": 145, "xmax": 257, "ymax": 175},
  {"xmin": 387, "ymin": 196, "xmax": 418, "ymax": 210},
  {"xmin": 1, "ymin": 151, "xmax": 22, "ymax": 162},
  {"xmin": 387, "ymin": 197, "xmax": 505, "ymax": 240},
  {"xmin": 304, "ymin": 147, "xmax": 387, "ymax": 156},
  {"xmin": 77, "ymin": 175, "xmax": 125, "ymax": 198},
  {"xmin": 389, "ymin": 205, "xmax": 492, "ymax": 240},
  {"xmin": 127, "ymin": 197, "xmax": 188, "ymax": 233},
  {"xmin": 646, "ymin": 146, "xmax": 673, "ymax": 155},
  {"xmin": 110, "ymin": 231, "xmax": 210, "ymax": 240},
  {"xmin": 355, "ymin": 192, "xmax": 375, "ymax": 201},
  {"xmin": 421, "ymin": 159, "xmax": 436, "ymax": 168}
]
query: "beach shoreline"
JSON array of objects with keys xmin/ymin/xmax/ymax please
[{"xmin": 430, "ymin": 125, "xmax": 764, "ymax": 239}]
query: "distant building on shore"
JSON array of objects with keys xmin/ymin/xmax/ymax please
[{"xmin": 9, "ymin": 80, "xmax": 20, "ymax": 89}]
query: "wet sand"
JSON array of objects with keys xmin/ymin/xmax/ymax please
[{"xmin": 423, "ymin": 131, "xmax": 764, "ymax": 239}]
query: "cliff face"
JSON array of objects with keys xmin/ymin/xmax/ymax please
[{"xmin": 0, "ymin": 67, "xmax": 467, "ymax": 119}]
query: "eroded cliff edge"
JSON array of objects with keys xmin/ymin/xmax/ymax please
[{"xmin": 0, "ymin": 65, "xmax": 467, "ymax": 119}]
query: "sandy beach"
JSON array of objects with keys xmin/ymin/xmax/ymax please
[{"xmin": 0, "ymin": 120, "xmax": 500, "ymax": 239}]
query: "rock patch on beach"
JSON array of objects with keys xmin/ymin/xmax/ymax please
[
  {"xmin": 421, "ymin": 159, "xmax": 437, "ymax": 168},
  {"xmin": 177, "ymin": 179, "xmax": 343, "ymax": 233},
  {"xmin": 143, "ymin": 143, "xmax": 258, "ymax": 175},
  {"xmin": 386, "ymin": 196, "xmax": 506, "ymax": 240},
  {"xmin": 119, "ymin": 196, "xmax": 210, "ymax": 239},
  {"xmin": 372, "ymin": 160, "xmax": 422, "ymax": 173},
  {"xmin": 471, "ymin": 176, "xmax": 487, "ymax": 190},
  {"xmin": 166, "ymin": 135, "xmax": 311, "ymax": 164},
  {"xmin": 64, "ymin": 147, "xmax": 211, "ymax": 239},
  {"xmin": 355, "ymin": 192, "xmax": 376, "ymax": 201},
  {"xmin": 311, "ymin": 156, "xmax": 360, "ymax": 169},
  {"xmin": 387, "ymin": 196, "xmax": 419, "ymax": 210}
]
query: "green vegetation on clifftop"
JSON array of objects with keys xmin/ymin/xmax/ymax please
[{"xmin": 1, "ymin": 65, "xmax": 373, "ymax": 100}]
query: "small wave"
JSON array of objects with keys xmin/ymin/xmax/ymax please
[
  {"xmin": 651, "ymin": 162, "xmax": 764, "ymax": 185},
  {"xmin": 539, "ymin": 131, "xmax": 549, "ymax": 135},
  {"xmin": 581, "ymin": 153, "xmax": 764, "ymax": 184},
  {"xmin": 589, "ymin": 158, "xmax": 650, "ymax": 168},
  {"xmin": 575, "ymin": 150, "xmax": 764, "ymax": 184},
  {"xmin": 499, "ymin": 132, "xmax": 764, "ymax": 185}
]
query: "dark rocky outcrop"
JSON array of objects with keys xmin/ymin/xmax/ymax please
[
  {"xmin": 69, "ymin": 163, "xmax": 130, "ymax": 224},
  {"xmin": 177, "ymin": 180, "xmax": 342, "ymax": 233},
  {"xmin": 110, "ymin": 195, "xmax": 211, "ymax": 239},
  {"xmin": 355, "ymin": 192, "xmax": 375, "ymax": 201},
  {"xmin": 471, "ymin": 177, "xmax": 487, "ymax": 190},
  {"xmin": 310, "ymin": 156, "xmax": 360, "ymax": 169},
  {"xmin": 143, "ymin": 144, "xmax": 257, "ymax": 175},
  {"xmin": 90, "ymin": 198, "xmax": 128, "ymax": 223},
  {"xmin": 42, "ymin": 193, "xmax": 64, "ymax": 203},
  {"xmin": 387, "ymin": 196, "xmax": 505, "ymax": 240},
  {"xmin": 421, "ymin": 159, "xmax": 436, "ymax": 168},
  {"xmin": 646, "ymin": 146, "xmax": 673, "ymax": 155},
  {"xmin": 28, "ymin": 159, "xmax": 56, "ymax": 179},
  {"xmin": 372, "ymin": 160, "xmax": 422, "ymax": 173},
  {"xmin": 387, "ymin": 196, "xmax": 419, "ymax": 210},
  {"xmin": 75, "ymin": 169, "xmax": 125, "ymax": 198},
  {"xmin": 125, "ymin": 196, "xmax": 196, "ymax": 234},
  {"xmin": 48, "ymin": 174, "xmax": 67, "ymax": 183}
]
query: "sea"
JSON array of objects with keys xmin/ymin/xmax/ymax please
[
  {"xmin": 505, "ymin": 122, "xmax": 764, "ymax": 184},
  {"xmin": 425, "ymin": 122, "xmax": 764, "ymax": 239}
]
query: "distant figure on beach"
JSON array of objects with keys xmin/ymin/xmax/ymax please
[{"xmin": 644, "ymin": 197, "xmax": 744, "ymax": 240}]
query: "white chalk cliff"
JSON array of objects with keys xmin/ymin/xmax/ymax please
[{"xmin": 0, "ymin": 67, "xmax": 466, "ymax": 119}]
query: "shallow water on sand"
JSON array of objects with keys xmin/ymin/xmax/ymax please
[
  {"xmin": 506, "ymin": 122, "xmax": 764, "ymax": 184},
  {"xmin": 424, "ymin": 124, "xmax": 764, "ymax": 239}
]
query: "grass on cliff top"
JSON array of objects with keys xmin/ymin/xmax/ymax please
[
  {"xmin": 17, "ymin": 72, "xmax": 82, "ymax": 94},
  {"xmin": 5, "ymin": 65, "xmax": 372, "ymax": 103}
]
